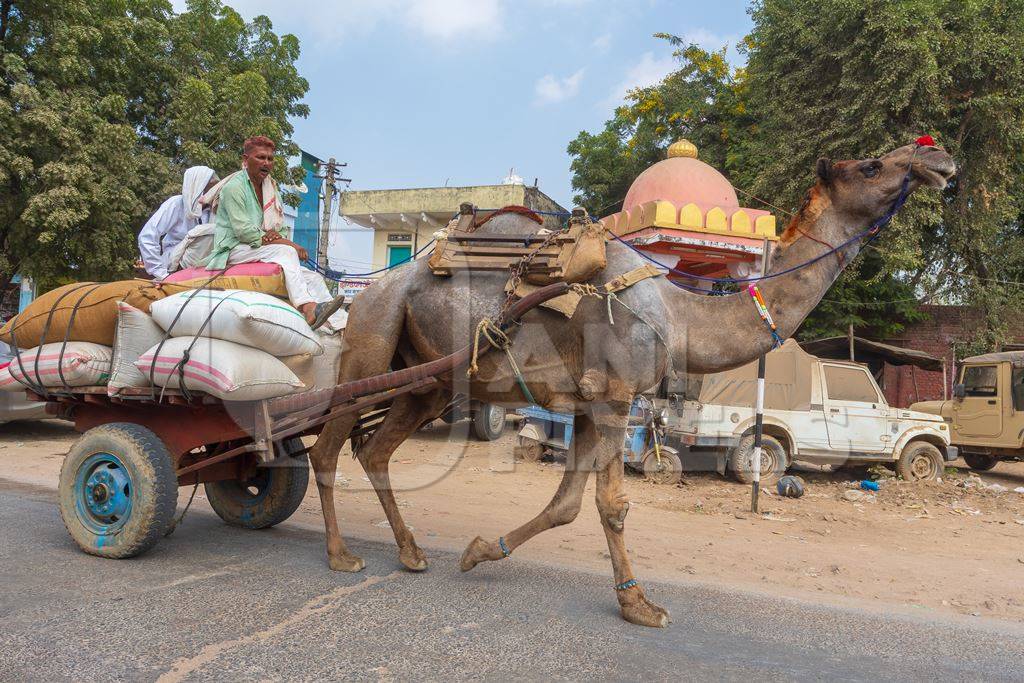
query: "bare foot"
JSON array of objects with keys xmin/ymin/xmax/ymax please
[
  {"xmin": 618, "ymin": 587, "xmax": 670, "ymax": 628},
  {"xmin": 328, "ymin": 553, "xmax": 365, "ymax": 573},
  {"xmin": 300, "ymin": 302, "xmax": 316, "ymax": 325},
  {"xmin": 399, "ymin": 543, "xmax": 428, "ymax": 572}
]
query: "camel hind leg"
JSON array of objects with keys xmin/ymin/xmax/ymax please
[
  {"xmin": 356, "ymin": 387, "xmax": 450, "ymax": 571},
  {"xmin": 308, "ymin": 416, "xmax": 365, "ymax": 572},
  {"xmin": 305, "ymin": 280, "xmax": 411, "ymax": 572}
]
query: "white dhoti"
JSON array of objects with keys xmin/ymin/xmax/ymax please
[{"xmin": 226, "ymin": 243, "xmax": 348, "ymax": 332}]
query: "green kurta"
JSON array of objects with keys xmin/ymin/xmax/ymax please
[{"xmin": 205, "ymin": 172, "xmax": 264, "ymax": 270}]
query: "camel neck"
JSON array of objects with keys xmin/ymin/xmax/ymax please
[{"xmin": 659, "ymin": 203, "xmax": 862, "ymax": 374}]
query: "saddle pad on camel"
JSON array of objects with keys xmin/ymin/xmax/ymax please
[
  {"xmin": 136, "ymin": 337, "xmax": 304, "ymax": 401},
  {"xmin": 163, "ymin": 263, "xmax": 288, "ymax": 299},
  {"xmin": 0, "ymin": 342, "xmax": 112, "ymax": 391},
  {"xmin": 149, "ymin": 289, "xmax": 323, "ymax": 357}
]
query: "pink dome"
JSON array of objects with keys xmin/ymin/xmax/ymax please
[{"xmin": 622, "ymin": 156, "xmax": 739, "ymax": 212}]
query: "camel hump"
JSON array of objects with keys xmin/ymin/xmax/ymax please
[{"xmin": 468, "ymin": 205, "xmax": 546, "ymax": 236}]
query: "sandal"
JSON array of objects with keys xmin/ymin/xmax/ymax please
[{"xmin": 311, "ymin": 296, "xmax": 346, "ymax": 330}]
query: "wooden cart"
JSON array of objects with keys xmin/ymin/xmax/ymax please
[{"xmin": 37, "ymin": 282, "xmax": 569, "ymax": 559}]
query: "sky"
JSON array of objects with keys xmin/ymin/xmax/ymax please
[{"xmin": 173, "ymin": 0, "xmax": 754, "ymax": 272}]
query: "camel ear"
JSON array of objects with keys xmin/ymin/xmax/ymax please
[{"xmin": 816, "ymin": 158, "xmax": 834, "ymax": 186}]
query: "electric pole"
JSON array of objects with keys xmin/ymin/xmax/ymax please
[{"xmin": 313, "ymin": 157, "xmax": 350, "ymax": 271}]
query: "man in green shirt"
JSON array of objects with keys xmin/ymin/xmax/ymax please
[{"xmin": 205, "ymin": 136, "xmax": 346, "ymax": 330}]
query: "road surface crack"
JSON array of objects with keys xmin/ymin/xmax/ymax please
[{"xmin": 156, "ymin": 571, "xmax": 399, "ymax": 682}]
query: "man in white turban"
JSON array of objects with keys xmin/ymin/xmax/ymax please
[{"xmin": 138, "ymin": 165, "xmax": 219, "ymax": 280}]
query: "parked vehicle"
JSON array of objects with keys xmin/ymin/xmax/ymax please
[
  {"xmin": 665, "ymin": 340, "xmax": 956, "ymax": 483},
  {"xmin": 515, "ymin": 397, "xmax": 682, "ymax": 484},
  {"xmin": 911, "ymin": 351, "xmax": 1024, "ymax": 472},
  {"xmin": 0, "ymin": 342, "xmax": 49, "ymax": 424},
  {"xmin": 439, "ymin": 399, "xmax": 507, "ymax": 441}
]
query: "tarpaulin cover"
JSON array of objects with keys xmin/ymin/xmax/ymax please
[{"xmin": 697, "ymin": 338, "xmax": 814, "ymax": 411}]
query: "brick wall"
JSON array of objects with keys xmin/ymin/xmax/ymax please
[{"xmin": 878, "ymin": 305, "xmax": 1024, "ymax": 407}]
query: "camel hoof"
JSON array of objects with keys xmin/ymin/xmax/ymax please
[
  {"xmin": 620, "ymin": 594, "xmax": 670, "ymax": 628},
  {"xmin": 400, "ymin": 544, "xmax": 428, "ymax": 572},
  {"xmin": 459, "ymin": 536, "xmax": 491, "ymax": 572},
  {"xmin": 328, "ymin": 553, "xmax": 365, "ymax": 573}
]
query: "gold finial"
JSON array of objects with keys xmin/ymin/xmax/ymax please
[{"xmin": 668, "ymin": 139, "xmax": 698, "ymax": 159}]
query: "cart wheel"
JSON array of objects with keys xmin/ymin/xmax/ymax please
[
  {"xmin": 514, "ymin": 436, "xmax": 545, "ymax": 462},
  {"xmin": 642, "ymin": 447, "xmax": 682, "ymax": 485},
  {"xmin": 472, "ymin": 403, "xmax": 507, "ymax": 441},
  {"xmin": 204, "ymin": 438, "xmax": 309, "ymax": 529},
  {"xmin": 58, "ymin": 423, "xmax": 177, "ymax": 559}
]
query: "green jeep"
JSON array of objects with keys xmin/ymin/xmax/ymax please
[{"xmin": 911, "ymin": 351, "xmax": 1024, "ymax": 471}]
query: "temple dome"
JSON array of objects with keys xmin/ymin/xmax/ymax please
[{"xmin": 622, "ymin": 140, "xmax": 739, "ymax": 212}]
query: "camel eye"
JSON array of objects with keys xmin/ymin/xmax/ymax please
[{"xmin": 862, "ymin": 164, "xmax": 880, "ymax": 179}]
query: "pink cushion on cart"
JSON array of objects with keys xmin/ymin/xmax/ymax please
[{"xmin": 164, "ymin": 262, "xmax": 283, "ymax": 281}]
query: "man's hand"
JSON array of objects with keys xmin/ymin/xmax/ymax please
[
  {"xmin": 291, "ymin": 242, "xmax": 309, "ymax": 261},
  {"xmin": 261, "ymin": 229, "xmax": 283, "ymax": 244}
]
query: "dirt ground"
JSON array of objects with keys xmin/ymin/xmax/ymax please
[{"xmin": 3, "ymin": 417, "xmax": 1024, "ymax": 624}]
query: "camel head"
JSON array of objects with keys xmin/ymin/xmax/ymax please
[
  {"xmin": 782, "ymin": 142, "xmax": 956, "ymax": 245},
  {"xmin": 817, "ymin": 142, "xmax": 955, "ymax": 217}
]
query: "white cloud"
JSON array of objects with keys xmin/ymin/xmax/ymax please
[
  {"xmin": 173, "ymin": 0, "xmax": 503, "ymax": 47},
  {"xmin": 404, "ymin": 0, "xmax": 503, "ymax": 41},
  {"xmin": 534, "ymin": 68, "xmax": 585, "ymax": 105},
  {"xmin": 676, "ymin": 28, "xmax": 738, "ymax": 53},
  {"xmin": 606, "ymin": 52, "xmax": 675, "ymax": 105},
  {"xmin": 591, "ymin": 33, "xmax": 611, "ymax": 51}
]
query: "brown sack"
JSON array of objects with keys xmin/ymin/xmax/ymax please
[
  {"xmin": 0, "ymin": 280, "xmax": 191, "ymax": 348},
  {"xmin": 525, "ymin": 221, "xmax": 607, "ymax": 286}
]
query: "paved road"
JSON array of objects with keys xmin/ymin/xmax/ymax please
[{"xmin": 2, "ymin": 483, "xmax": 1023, "ymax": 682}]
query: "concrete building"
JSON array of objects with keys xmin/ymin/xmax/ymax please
[{"xmin": 339, "ymin": 183, "xmax": 566, "ymax": 275}]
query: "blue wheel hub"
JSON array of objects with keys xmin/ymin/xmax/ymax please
[{"xmin": 75, "ymin": 452, "xmax": 133, "ymax": 535}]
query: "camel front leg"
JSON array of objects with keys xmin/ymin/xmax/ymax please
[
  {"xmin": 357, "ymin": 389, "xmax": 450, "ymax": 572},
  {"xmin": 595, "ymin": 446, "xmax": 670, "ymax": 628},
  {"xmin": 308, "ymin": 417, "xmax": 365, "ymax": 572},
  {"xmin": 460, "ymin": 413, "xmax": 599, "ymax": 571}
]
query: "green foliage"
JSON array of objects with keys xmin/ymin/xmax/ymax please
[
  {"xmin": 568, "ymin": 1, "xmax": 1024, "ymax": 349},
  {"xmin": 0, "ymin": 0, "xmax": 309, "ymax": 288}
]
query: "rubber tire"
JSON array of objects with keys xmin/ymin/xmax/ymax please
[
  {"xmin": 963, "ymin": 453, "xmax": 999, "ymax": 472},
  {"xmin": 514, "ymin": 436, "xmax": 545, "ymax": 462},
  {"xmin": 642, "ymin": 447, "xmax": 682, "ymax": 485},
  {"xmin": 729, "ymin": 434, "xmax": 788, "ymax": 485},
  {"xmin": 204, "ymin": 438, "xmax": 309, "ymax": 529},
  {"xmin": 472, "ymin": 403, "xmax": 507, "ymax": 441},
  {"xmin": 58, "ymin": 423, "xmax": 177, "ymax": 559},
  {"xmin": 897, "ymin": 441, "xmax": 944, "ymax": 481}
]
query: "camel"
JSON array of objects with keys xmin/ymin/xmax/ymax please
[{"xmin": 307, "ymin": 142, "xmax": 955, "ymax": 627}]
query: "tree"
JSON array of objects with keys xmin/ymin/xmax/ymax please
[
  {"xmin": 0, "ymin": 0, "xmax": 308, "ymax": 293},
  {"xmin": 568, "ymin": 1, "xmax": 1024, "ymax": 346}
]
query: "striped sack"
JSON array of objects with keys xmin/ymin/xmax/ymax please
[
  {"xmin": 0, "ymin": 342, "xmax": 113, "ymax": 391},
  {"xmin": 136, "ymin": 337, "xmax": 304, "ymax": 401}
]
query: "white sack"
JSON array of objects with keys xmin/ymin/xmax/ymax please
[
  {"xmin": 136, "ymin": 337, "xmax": 304, "ymax": 401},
  {"xmin": 149, "ymin": 289, "xmax": 323, "ymax": 357},
  {"xmin": 167, "ymin": 222, "xmax": 216, "ymax": 273},
  {"xmin": 1, "ymin": 342, "xmax": 112, "ymax": 390},
  {"xmin": 282, "ymin": 331, "xmax": 344, "ymax": 390},
  {"xmin": 109, "ymin": 303, "xmax": 166, "ymax": 395}
]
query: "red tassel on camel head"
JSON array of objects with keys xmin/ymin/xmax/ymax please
[{"xmin": 915, "ymin": 135, "xmax": 935, "ymax": 147}]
